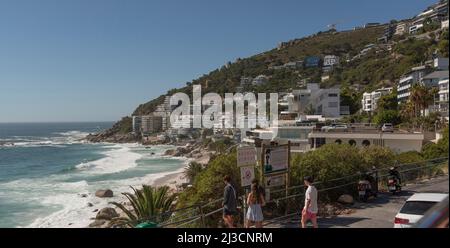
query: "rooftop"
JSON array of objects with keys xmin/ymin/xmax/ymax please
[{"xmin": 422, "ymin": 70, "xmax": 449, "ymax": 80}]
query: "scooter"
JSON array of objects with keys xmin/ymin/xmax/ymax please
[
  {"xmin": 387, "ymin": 175, "xmax": 401, "ymax": 195},
  {"xmin": 357, "ymin": 179, "xmax": 377, "ymax": 202}
]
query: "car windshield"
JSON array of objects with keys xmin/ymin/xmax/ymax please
[{"xmin": 400, "ymin": 201, "xmax": 438, "ymax": 215}]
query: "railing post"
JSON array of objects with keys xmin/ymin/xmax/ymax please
[
  {"xmin": 198, "ymin": 205, "xmax": 206, "ymax": 228},
  {"xmin": 285, "ymin": 141, "xmax": 291, "ymax": 216}
]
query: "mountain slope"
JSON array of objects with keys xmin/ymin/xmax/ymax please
[{"xmin": 88, "ymin": 23, "xmax": 449, "ymax": 141}]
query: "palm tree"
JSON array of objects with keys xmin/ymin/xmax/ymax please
[
  {"xmin": 400, "ymin": 101, "xmax": 415, "ymax": 120},
  {"xmin": 409, "ymin": 84, "xmax": 435, "ymax": 117},
  {"xmin": 409, "ymin": 84, "xmax": 426, "ymax": 118},
  {"xmin": 184, "ymin": 162, "xmax": 204, "ymax": 183},
  {"xmin": 110, "ymin": 185, "xmax": 176, "ymax": 227}
]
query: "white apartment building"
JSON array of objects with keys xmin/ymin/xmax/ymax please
[
  {"xmin": 132, "ymin": 116, "xmax": 142, "ymax": 134},
  {"xmin": 397, "ymin": 65, "xmax": 431, "ymax": 103},
  {"xmin": 141, "ymin": 115, "xmax": 163, "ymax": 135},
  {"xmin": 287, "ymin": 83, "xmax": 341, "ymax": 118},
  {"xmin": 242, "ymin": 122, "xmax": 315, "ymax": 153},
  {"xmin": 361, "ymin": 87, "xmax": 393, "ymax": 112},
  {"xmin": 252, "ymin": 75, "xmax": 269, "ymax": 86},
  {"xmin": 409, "ymin": 23, "xmax": 424, "ymax": 34},
  {"xmin": 323, "ymin": 55, "xmax": 339, "ymax": 67},
  {"xmin": 434, "ymin": 57, "xmax": 449, "ymax": 70},
  {"xmin": 438, "ymin": 78, "xmax": 449, "ymax": 119},
  {"xmin": 395, "ymin": 22, "xmax": 410, "ymax": 36},
  {"xmin": 442, "ymin": 19, "xmax": 449, "ymax": 29}
]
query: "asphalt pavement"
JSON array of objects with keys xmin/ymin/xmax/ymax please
[{"xmin": 266, "ymin": 175, "xmax": 449, "ymax": 228}]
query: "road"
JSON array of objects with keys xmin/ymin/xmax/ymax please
[{"xmin": 266, "ymin": 176, "xmax": 449, "ymax": 228}]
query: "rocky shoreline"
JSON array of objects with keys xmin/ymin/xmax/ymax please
[
  {"xmin": 85, "ymin": 141, "xmax": 212, "ymax": 228},
  {"xmin": 85, "ymin": 131, "xmax": 138, "ymax": 143}
]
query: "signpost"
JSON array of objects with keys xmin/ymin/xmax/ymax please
[
  {"xmin": 264, "ymin": 173, "xmax": 286, "ymax": 188},
  {"xmin": 237, "ymin": 146, "xmax": 257, "ymax": 187},
  {"xmin": 237, "ymin": 146, "xmax": 257, "ymax": 167},
  {"xmin": 240, "ymin": 166, "xmax": 255, "ymax": 187},
  {"xmin": 260, "ymin": 142, "xmax": 291, "ymax": 213},
  {"xmin": 237, "ymin": 146, "xmax": 257, "ymax": 225},
  {"xmin": 262, "ymin": 145, "xmax": 288, "ymax": 174}
]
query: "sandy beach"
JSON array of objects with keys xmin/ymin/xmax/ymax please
[{"xmin": 152, "ymin": 168, "xmax": 187, "ymax": 191}]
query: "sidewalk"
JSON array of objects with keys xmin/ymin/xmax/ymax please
[{"xmin": 266, "ymin": 176, "xmax": 449, "ymax": 228}]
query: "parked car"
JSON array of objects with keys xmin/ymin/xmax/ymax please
[
  {"xmin": 394, "ymin": 193, "xmax": 448, "ymax": 228},
  {"xmin": 321, "ymin": 124, "xmax": 348, "ymax": 132},
  {"xmin": 381, "ymin": 123, "xmax": 394, "ymax": 132},
  {"xmin": 414, "ymin": 196, "xmax": 449, "ymax": 228}
]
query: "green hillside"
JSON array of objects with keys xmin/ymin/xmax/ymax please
[{"xmin": 102, "ymin": 23, "xmax": 449, "ymax": 137}]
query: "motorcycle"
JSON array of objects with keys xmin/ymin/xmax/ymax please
[
  {"xmin": 387, "ymin": 175, "xmax": 401, "ymax": 195},
  {"xmin": 357, "ymin": 179, "xmax": 377, "ymax": 202}
]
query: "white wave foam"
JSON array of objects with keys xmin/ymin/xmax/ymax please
[
  {"xmin": 1, "ymin": 130, "xmax": 90, "ymax": 147},
  {"xmin": 74, "ymin": 144, "xmax": 143, "ymax": 174},
  {"xmin": 0, "ymin": 144, "xmax": 187, "ymax": 228}
]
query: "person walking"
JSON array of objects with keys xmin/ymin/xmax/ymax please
[
  {"xmin": 222, "ymin": 175, "xmax": 238, "ymax": 228},
  {"xmin": 301, "ymin": 176, "xmax": 318, "ymax": 228},
  {"xmin": 246, "ymin": 182, "xmax": 265, "ymax": 228},
  {"xmin": 251, "ymin": 178, "xmax": 266, "ymax": 200}
]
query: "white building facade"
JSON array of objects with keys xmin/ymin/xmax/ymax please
[
  {"xmin": 287, "ymin": 83, "xmax": 341, "ymax": 118},
  {"xmin": 397, "ymin": 65, "xmax": 430, "ymax": 103},
  {"xmin": 438, "ymin": 78, "xmax": 449, "ymax": 119},
  {"xmin": 361, "ymin": 87, "xmax": 393, "ymax": 112},
  {"xmin": 309, "ymin": 131, "xmax": 424, "ymax": 154}
]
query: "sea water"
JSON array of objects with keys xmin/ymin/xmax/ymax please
[{"xmin": 0, "ymin": 122, "xmax": 186, "ymax": 228}]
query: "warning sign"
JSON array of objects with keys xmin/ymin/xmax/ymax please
[
  {"xmin": 264, "ymin": 174, "xmax": 286, "ymax": 188},
  {"xmin": 237, "ymin": 146, "xmax": 257, "ymax": 167},
  {"xmin": 263, "ymin": 146, "xmax": 288, "ymax": 174},
  {"xmin": 240, "ymin": 166, "xmax": 255, "ymax": 187}
]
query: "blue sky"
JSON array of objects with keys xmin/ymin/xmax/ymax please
[{"xmin": 0, "ymin": 0, "xmax": 436, "ymax": 122}]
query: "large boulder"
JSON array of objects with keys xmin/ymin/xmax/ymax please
[
  {"xmin": 96, "ymin": 207, "xmax": 119, "ymax": 220},
  {"xmin": 95, "ymin": 189, "xmax": 113, "ymax": 198},
  {"xmin": 164, "ymin": 149, "xmax": 177, "ymax": 156},
  {"xmin": 337, "ymin": 194, "xmax": 354, "ymax": 205},
  {"xmin": 89, "ymin": 219, "xmax": 106, "ymax": 228}
]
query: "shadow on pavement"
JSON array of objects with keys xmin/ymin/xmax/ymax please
[
  {"xmin": 350, "ymin": 191, "xmax": 414, "ymax": 210},
  {"xmin": 319, "ymin": 216, "xmax": 370, "ymax": 228}
]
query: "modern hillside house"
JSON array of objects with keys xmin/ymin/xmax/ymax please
[
  {"xmin": 141, "ymin": 115, "xmax": 163, "ymax": 135},
  {"xmin": 287, "ymin": 83, "xmax": 341, "ymax": 118},
  {"xmin": 397, "ymin": 65, "xmax": 431, "ymax": 103},
  {"xmin": 438, "ymin": 78, "xmax": 449, "ymax": 120},
  {"xmin": 132, "ymin": 116, "xmax": 142, "ymax": 134},
  {"xmin": 242, "ymin": 122, "xmax": 315, "ymax": 153},
  {"xmin": 361, "ymin": 87, "xmax": 393, "ymax": 113}
]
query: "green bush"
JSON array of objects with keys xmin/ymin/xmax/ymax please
[
  {"xmin": 373, "ymin": 110, "xmax": 401, "ymax": 126},
  {"xmin": 290, "ymin": 144, "xmax": 396, "ymax": 201},
  {"xmin": 422, "ymin": 127, "xmax": 449, "ymax": 159},
  {"xmin": 177, "ymin": 151, "xmax": 241, "ymax": 208},
  {"xmin": 395, "ymin": 151, "xmax": 424, "ymax": 164}
]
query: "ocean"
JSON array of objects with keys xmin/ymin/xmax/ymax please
[{"xmin": 0, "ymin": 122, "xmax": 187, "ymax": 228}]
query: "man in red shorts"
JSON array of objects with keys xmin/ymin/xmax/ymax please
[{"xmin": 301, "ymin": 176, "xmax": 318, "ymax": 228}]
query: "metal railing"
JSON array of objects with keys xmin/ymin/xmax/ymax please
[{"xmin": 138, "ymin": 157, "xmax": 448, "ymax": 228}]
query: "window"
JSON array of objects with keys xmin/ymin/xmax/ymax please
[
  {"xmin": 348, "ymin": 140, "xmax": 356, "ymax": 146},
  {"xmin": 315, "ymin": 138, "xmax": 326, "ymax": 148},
  {"xmin": 362, "ymin": 140, "xmax": 370, "ymax": 146},
  {"xmin": 399, "ymin": 201, "xmax": 438, "ymax": 215},
  {"xmin": 328, "ymin": 93, "xmax": 338, "ymax": 97},
  {"xmin": 335, "ymin": 139, "xmax": 342, "ymax": 144},
  {"xmin": 328, "ymin": 102, "xmax": 338, "ymax": 108}
]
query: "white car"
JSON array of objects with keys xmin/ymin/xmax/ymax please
[
  {"xmin": 394, "ymin": 193, "xmax": 448, "ymax": 228},
  {"xmin": 381, "ymin": 123, "xmax": 394, "ymax": 132},
  {"xmin": 321, "ymin": 124, "xmax": 348, "ymax": 132}
]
